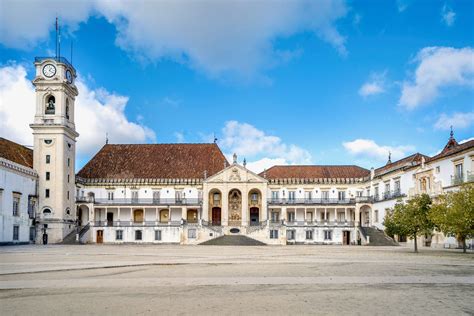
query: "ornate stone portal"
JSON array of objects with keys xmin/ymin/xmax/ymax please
[{"xmin": 228, "ymin": 189, "xmax": 242, "ymax": 225}]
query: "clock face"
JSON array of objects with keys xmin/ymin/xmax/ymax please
[
  {"xmin": 66, "ymin": 69, "xmax": 73, "ymax": 83},
  {"xmin": 42, "ymin": 64, "xmax": 56, "ymax": 78}
]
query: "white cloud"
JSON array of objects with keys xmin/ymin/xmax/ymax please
[
  {"xmin": 0, "ymin": 64, "xmax": 156, "ymax": 161},
  {"xmin": 434, "ymin": 112, "xmax": 474, "ymax": 130},
  {"xmin": 343, "ymin": 139, "xmax": 415, "ymax": 162},
  {"xmin": 0, "ymin": 0, "xmax": 348, "ymax": 78},
  {"xmin": 358, "ymin": 71, "xmax": 387, "ymax": 97},
  {"xmin": 218, "ymin": 121, "xmax": 312, "ymax": 173},
  {"xmin": 396, "ymin": 0, "xmax": 409, "ymax": 12},
  {"xmin": 441, "ymin": 4, "xmax": 456, "ymax": 27},
  {"xmin": 174, "ymin": 132, "xmax": 185, "ymax": 143},
  {"xmin": 399, "ymin": 47, "xmax": 474, "ymax": 109}
]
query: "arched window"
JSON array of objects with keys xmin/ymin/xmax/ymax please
[
  {"xmin": 65, "ymin": 99, "xmax": 70, "ymax": 120},
  {"xmin": 45, "ymin": 95, "xmax": 55, "ymax": 114},
  {"xmin": 43, "ymin": 208, "xmax": 52, "ymax": 215}
]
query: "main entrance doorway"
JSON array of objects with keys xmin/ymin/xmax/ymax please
[
  {"xmin": 343, "ymin": 231, "xmax": 351, "ymax": 245},
  {"xmin": 249, "ymin": 207, "xmax": 259, "ymax": 226},
  {"xmin": 212, "ymin": 207, "xmax": 221, "ymax": 225},
  {"xmin": 96, "ymin": 230, "xmax": 103, "ymax": 243}
]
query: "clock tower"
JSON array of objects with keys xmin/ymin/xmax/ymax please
[{"xmin": 30, "ymin": 57, "xmax": 79, "ymax": 244}]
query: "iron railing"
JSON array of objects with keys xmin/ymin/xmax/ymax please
[
  {"xmin": 451, "ymin": 174, "xmax": 465, "ymax": 186},
  {"xmin": 93, "ymin": 220, "xmax": 182, "ymax": 227},
  {"xmin": 90, "ymin": 198, "xmax": 202, "ymax": 205},
  {"xmin": 268, "ymin": 198, "xmax": 356, "ymax": 205},
  {"xmin": 35, "ymin": 56, "xmax": 73, "ymax": 69}
]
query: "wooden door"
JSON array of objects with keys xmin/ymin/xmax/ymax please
[
  {"xmin": 134, "ymin": 209, "xmax": 144, "ymax": 222},
  {"xmin": 96, "ymin": 230, "xmax": 103, "ymax": 244},
  {"xmin": 160, "ymin": 210, "xmax": 169, "ymax": 223},
  {"xmin": 212, "ymin": 207, "xmax": 221, "ymax": 225}
]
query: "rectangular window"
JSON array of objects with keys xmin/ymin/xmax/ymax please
[
  {"xmin": 271, "ymin": 191, "xmax": 279, "ymax": 201},
  {"xmin": 385, "ymin": 183, "xmax": 390, "ymax": 194},
  {"xmin": 46, "ymin": 172, "xmax": 50, "ymax": 180},
  {"xmin": 29, "ymin": 227, "xmax": 35, "ymax": 242},
  {"xmin": 270, "ymin": 229, "xmax": 279, "ymax": 239},
  {"xmin": 286, "ymin": 230, "xmax": 295, "ymax": 240},
  {"xmin": 455, "ymin": 163, "xmax": 463, "ymax": 179},
  {"xmin": 12, "ymin": 196, "xmax": 20, "ymax": 216},
  {"xmin": 324, "ymin": 230, "xmax": 332, "ymax": 240},
  {"xmin": 28, "ymin": 196, "xmax": 35, "ymax": 219},
  {"xmin": 67, "ymin": 174, "xmax": 70, "ymax": 183},
  {"xmin": 356, "ymin": 191, "xmax": 363, "ymax": 197},
  {"xmin": 374, "ymin": 210, "xmax": 379, "ymax": 223},
  {"xmin": 116, "ymin": 230, "xmax": 123, "ymax": 240},
  {"xmin": 270, "ymin": 212, "xmax": 279, "ymax": 222},
  {"xmin": 394, "ymin": 180, "xmax": 401, "ymax": 193},
  {"xmin": 13, "ymin": 225, "xmax": 19, "ymax": 241},
  {"xmin": 46, "ymin": 155, "xmax": 50, "ymax": 164},
  {"xmin": 153, "ymin": 191, "xmax": 160, "ymax": 203},
  {"xmin": 287, "ymin": 212, "xmax": 295, "ymax": 222},
  {"xmin": 306, "ymin": 230, "xmax": 313, "ymax": 240},
  {"xmin": 135, "ymin": 230, "xmax": 142, "ymax": 241},
  {"xmin": 155, "ymin": 230, "xmax": 162, "ymax": 241},
  {"xmin": 250, "ymin": 193, "xmax": 258, "ymax": 202},
  {"xmin": 321, "ymin": 191, "xmax": 329, "ymax": 201},
  {"xmin": 374, "ymin": 186, "xmax": 379, "ymax": 199},
  {"xmin": 131, "ymin": 191, "xmax": 139, "ymax": 202},
  {"xmin": 304, "ymin": 191, "xmax": 312, "ymax": 201},
  {"xmin": 288, "ymin": 191, "xmax": 296, "ymax": 201},
  {"xmin": 107, "ymin": 191, "xmax": 114, "ymax": 201},
  {"xmin": 175, "ymin": 191, "xmax": 183, "ymax": 202},
  {"xmin": 188, "ymin": 229, "xmax": 196, "ymax": 239},
  {"xmin": 67, "ymin": 191, "xmax": 69, "ymax": 200},
  {"xmin": 338, "ymin": 191, "xmax": 346, "ymax": 201},
  {"xmin": 67, "ymin": 158, "xmax": 70, "ymax": 167},
  {"xmin": 45, "ymin": 189, "xmax": 50, "ymax": 198},
  {"xmin": 436, "ymin": 166, "xmax": 440, "ymax": 173}
]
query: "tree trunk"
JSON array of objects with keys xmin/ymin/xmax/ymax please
[
  {"xmin": 462, "ymin": 237, "xmax": 466, "ymax": 253},
  {"xmin": 413, "ymin": 232, "xmax": 418, "ymax": 253}
]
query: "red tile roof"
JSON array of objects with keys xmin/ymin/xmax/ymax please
[
  {"xmin": 374, "ymin": 153, "xmax": 428, "ymax": 177},
  {"xmin": 429, "ymin": 139, "xmax": 474, "ymax": 162},
  {"xmin": 0, "ymin": 137, "xmax": 33, "ymax": 168},
  {"xmin": 77, "ymin": 143, "xmax": 228, "ymax": 180},
  {"xmin": 261, "ymin": 165, "xmax": 370, "ymax": 179}
]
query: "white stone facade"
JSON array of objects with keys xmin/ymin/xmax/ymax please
[{"xmin": 0, "ymin": 158, "xmax": 37, "ymax": 245}]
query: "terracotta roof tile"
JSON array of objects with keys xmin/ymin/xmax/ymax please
[
  {"xmin": 429, "ymin": 139, "xmax": 474, "ymax": 162},
  {"xmin": 0, "ymin": 137, "xmax": 33, "ymax": 168},
  {"xmin": 374, "ymin": 153, "xmax": 428, "ymax": 177},
  {"xmin": 261, "ymin": 165, "xmax": 370, "ymax": 179},
  {"xmin": 77, "ymin": 143, "xmax": 228, "ymax": 180}
]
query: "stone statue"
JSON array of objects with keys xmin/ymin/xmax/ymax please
[{"xmin": 45, "ymin": 97, "xmax": 55, "ymax": 114}]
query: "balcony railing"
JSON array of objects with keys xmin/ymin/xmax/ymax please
[
  {"xmin": 86, "ymin": 198, "xmax": 202, "ymax": 205},
  {"xmin": 374, "ymin": 190, "xmax": 405, "ymax": 202},
  {"xmin": 285, "ymin": 220, "xmax": 355, "ymax": 227},
  {"xmin": 93, "ymin": 220, "xmax": 182, "ymax": 227},
  {"xmin": 35, "ymin": 56, "xmax": 73, "ymax": 69},
  {"xmin": 268, "ymin": 198, "xmax": 356, "ymax": 205},
  {"xmin": 451, "ymin": 174, "xmax": 465, "ymax": 186}
]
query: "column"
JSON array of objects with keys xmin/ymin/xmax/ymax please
[
  {"xmin": 241, "ymin": 190, "xmax": 248, "ymax": 226},
  {"xmin": 118, "ymin": 208, "xmax": 121, "ymax": 226},
  {"xmin": 155, "ymin": 208, "xmax": 159, "ymax": 224},
  {"xmin": 130, "ymin": 208, "xmax": 133, "ymax": 226},
  {"xmin": 182, "ymin": 206, "xmax": 187, "ymax": 221},
  {"xmin": 334, "ymin": 208, "xmax": 337, "ymax": 224},
  {"xmin": 324, "ymin": 208, "xmax": 327, "ymax": 224},
  {"xmin": 344, "ymin": 208, "xmax": 348, "ymax": 223},
  {"xmin": 304, "ymin": 208, "xmax": 307, "ymax": 223},
  {"xmin": 355, "ymin": 206, "xmax": 360, "ymax": 227},
  {"xmin": 282, "ymin": 206, "xmax": 287, "ymax": 223},
  {"xmin": 222, "ymin": 190, "xmax": 228, "ymax": 226}
]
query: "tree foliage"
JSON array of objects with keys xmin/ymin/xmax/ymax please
[
  {"xmin": 386, "ymin": 194, "xmax": 433, "ymax": 252},
  {"xmin": 430, "ymin": 184, "xmax": 474, "ymax": 253}
]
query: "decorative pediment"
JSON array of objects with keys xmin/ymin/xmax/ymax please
[{"xmin": 204, "ymin": 163, "xmax": 267, "ymax": 183}]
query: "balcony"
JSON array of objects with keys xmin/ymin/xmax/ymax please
[
  {"xmin": 268, "ymin": 198, "xmax": 355, "ymax": 205},
  {"xmin": 88, "ymin": 198, "xmax": 202, "ymax": 206},
  {"xmin": 375, "ymin": 190, "xmax": 405, "ymax": 202},
  {"xmin": 285, "ymin": 220, "xmax": 355, "ymax": 227},
  {"xmin": 93, "ymin": 220, "xmax": 182, "ymax": 227},
  {"xmin": 451, "ymin": 175, "xmax": 465, "ymax": 186}
]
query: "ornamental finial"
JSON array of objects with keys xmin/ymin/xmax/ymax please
[{"xmin": 233, "ymin": 153, "xmax": 237, "ymax": 164}]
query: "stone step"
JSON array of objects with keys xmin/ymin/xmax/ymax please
[
  {"xmin": 200, "ymin": 235, "xmax": 266, "ymax": 246},
  {"xmin": 363, "ymin": 227, "xmax": 398, "ymax": 246}
]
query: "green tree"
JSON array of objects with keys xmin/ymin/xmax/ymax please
[
  {"xmin": 430, "ymin": 184, "xmax": 474, "ymax": 253},
  {"xmin": 390, "ymin": 194, "xmax": 433, "ymax": 253}
]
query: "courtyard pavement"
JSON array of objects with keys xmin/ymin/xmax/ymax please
[{"xmin": 0, "ymin": 245, "xmax": 473, "ymax": 315}]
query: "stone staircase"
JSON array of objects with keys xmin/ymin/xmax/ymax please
[
  {"xmin": 60, "ymin": 223, "xmax": 90, "ymax": 244},
  {"xmin": 360, "ymin": 227, "xmax": 398, "ymax": 246},
  {"xmin": 199, "ymin": 235, "xmax": 266, "ymax": 246}
]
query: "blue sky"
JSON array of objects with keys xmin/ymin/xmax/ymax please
[{"xmin": 0, "ymin": 0, "xmax": 473, "ymax": 172}]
